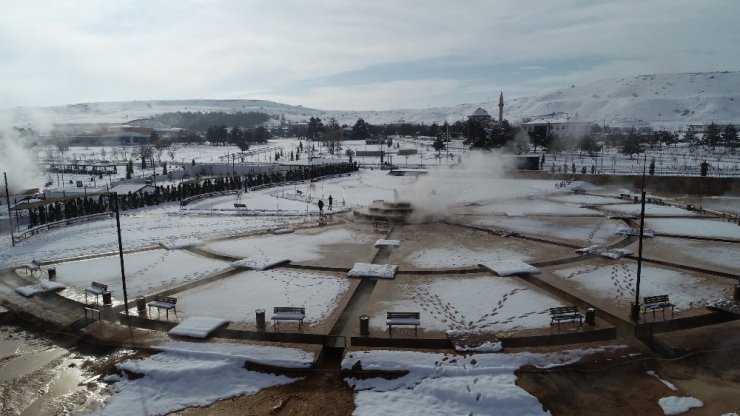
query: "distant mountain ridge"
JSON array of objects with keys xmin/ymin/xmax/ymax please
[{"xmin": 4, "ymin": 71, "xmax": 739, "ymax": 130}]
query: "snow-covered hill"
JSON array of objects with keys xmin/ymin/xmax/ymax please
[{"xmin": 3, "ymin": 72, "xmax": 739, "ymax": 130}]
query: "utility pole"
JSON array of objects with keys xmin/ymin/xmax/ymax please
[
  {"xmin": 4, "ymin": 172, "xmax": 15, "ymax": 247},
  {"xmin": 631, "ymin": 154, "xmax": 648, "ymax": 322},
  {"xmin": 112, "ymin": 193, "xmax": 129, "ymax": 315}
]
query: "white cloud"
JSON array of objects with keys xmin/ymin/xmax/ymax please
[{"xmin": 0, "ymin": 0, "xmax": 738, "ymax": 108}]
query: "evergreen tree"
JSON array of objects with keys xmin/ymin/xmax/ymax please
[
  {"xmin": 649, "ymin": 158, "xmax": 656, "ymax": 176},
  {"xmin": 432, "ymin": 136, "xmax": 446, "ymax": 155},
  {"xmin": 722, "ymin": 124, "xmax": 738, "ymax": 152},
  {"xmin": 352, "ymin": 118, "xmax": 370, "ymax": 140},
  {"xmin": 683, "ymin": 126, "xmax": 699, "ymax": 148},
  {"xmin": 700, "ymin": 160, "xmax": 709, "ymax": 177},
  {"xmin": 705, "ymin": 122, "xmax": 721, "ymax": 149},
  {"xmin": 620, "ymin": 130, "xmax": 642, "ymax": 159}
]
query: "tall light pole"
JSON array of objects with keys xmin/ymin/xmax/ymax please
[
  {"xmin": 111, "ymin": 193, "xmax": 129, "ymax": 315},
  {"xmin": 631, "ymin": 154, "xmax": 648, "ymax": 322},
  {"xmin": 4, "ymin": 172, "xmax": 15, "ymax": 247}
]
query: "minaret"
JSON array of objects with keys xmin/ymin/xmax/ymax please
[{"xmin": 498, "ymin": 91, "xmax": 504, "ymax": 123}]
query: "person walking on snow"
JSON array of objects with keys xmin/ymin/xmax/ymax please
[
  {"xmin": 318, "ymin": 199, "xmax": 324, "ymax": 215},
  {"xmin": 328, "ymin": 195, "xmax": 333, "ymax": 210}
]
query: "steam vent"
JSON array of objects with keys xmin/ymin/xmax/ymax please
[{"xmin": 353, "ymin": 200, "xmax": 414, "ymax": 223}]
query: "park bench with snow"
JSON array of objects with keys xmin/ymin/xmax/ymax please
[
  {"xmin": 386, "ymin": 311, "xmax": 420, "ymax": 334},
  {"xmin": 148, "ymin": 295, "xmax": 178, "ymax": 320},
  {"xmin": 84, "ymin": 281, "xmax": 109, "ymax": 305},
  {"xmin": 271, "ymin": 307, "xmax": 305, "ymax": 329},
  {"xmin": 642, "ymin": 295, "xmax": 675, "ymax": 319},
  {"xmin": 549, "ymin": 306, "xmax": 583, "ymax": 330},
  {"xmin": 24, "ymin": 260, "xmax": 42, "ymax": 277}
]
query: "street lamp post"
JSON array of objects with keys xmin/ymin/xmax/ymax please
[
  {"xmin": 4, "ymin": 172, "xmax": 15, "ymax": 247},
  {"xmin": 111, "ymin": 193, "xmax": 130, "ymax": 315}
]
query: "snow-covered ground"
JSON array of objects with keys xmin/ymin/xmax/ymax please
[
  {"xmin": 47, "ymin": 250, "xmax": 229, "ymax": 301},
  {"xmin": 646, "ymin": 217, "xmax": 740, "ymax": 239},
  {"xmin": 94, "ymin": 341, "xmax": 312, "ymax": 415},
  {"xmin": 405, "ymin": 246, "xmax": 532, "ymax": 269},
  {"xmin": 176, "ymin": 269, "xmax": 349, "ymax": 326},
  {"xmin": 474, "ymin": 216, "xmax": 626, "ymax": 245},
  {"xmin": 553, "ymin": 263, "xmax": 729, "ymax": 311},
  {"xmin": 206, "ymin": 228, "xmax": 371, "ymax": 261},
  {"xmin": 343, "ymin": 346, "xmax": 624, "ymax": 416},
  {"xmin": 369, "ymin": 275, "xmax": 562, "ymax": 333}
]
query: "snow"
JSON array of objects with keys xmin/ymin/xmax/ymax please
[
  {"xmin": 168, "ymin": 317, "xmax": 229, "ymax": 339},
  {"xmin": 374, "ymin": 239, "xmax": 400, "ymax": 248},
  {"xmin": 207, "ymin": 228, "xmax": 367, "ymax": 262},
  {"xmin": 176, "ymin": 269, "xmax": 348, "ymax": 325},
  {"xmin": 0, "ymin": 204, "xmax": 307, "ymax": 268},
  {"xmin": 553, "ymin": 263, "xmax": 727, "ymax": 310},
  {"xmin": 658, "ymin": 396, "xmax": 703, "ymax": 415},
  {"xmin": 9, "ymin": 72, "xmax": 740, "ymax": 129},
  {"xmin": 405, "ymin": 246, "xmax": 532, "ymax": 269},
  {"xmin": 96, "ymin": 341, "xmax": 310, "ymax": 415},
  {"xmin": 343, "ymin": 347, "xmax": 623, "ymax": 416},
  {"xmin": 155, "ymin": 341, "xmax": 314, "ymax": 368},
  {"xmin": 48, "ymin": 250, "xmax": 229, "ymax": 300},
  {"xmin": 348, "ymin": 263, "xmax": 398, "ymax": 279},
  {"xmin": 646, "ymin": 370, "xmax": 678, "ymax": 391},
  {"xmin": 159, "ymin": 237, "xmax": 202, "ymax": 250},
  {"xmin": 576, "ymin": 245, "xmax": 633, "ymax": 259},
  {"xmin": 475, "ymin": 216, "xmax": 626, "ymax": 245},
  {"xmin": 647, "ymin": 218, "xmax": 740, "ymax": 239},
  {"xmin": 599, "ymin": 203, "xmax": 696, "ymax": 216},
  {"xmin": 14, "ymin": 281, "xmax": 66, "ymax": 298},
  {"xmin": 480, "ymin": 259, "xmax": 540, "ymax": 276},
  {"xmin": 371, "ymin": 275, "xmax": 562, "ymax": 332},
  {"xmin": 231, "ymin": 255, "xmax": 290, "ymax": 270},
  {"xmin": 454, "ymin": 341, "xmax": 503, "ymax": 353}
]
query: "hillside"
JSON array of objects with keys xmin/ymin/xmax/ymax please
[{"xmin": 3, "ymin": 71, "xmax": 739, "ymax": 130}]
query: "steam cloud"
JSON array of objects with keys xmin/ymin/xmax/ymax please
[
  {"xmin": 403, "ymin": 151, "xmax": 516, "ymax": 223},
  {"xmin": 0, "ymin": 111, "xmax": 46, "ymax": 194}
]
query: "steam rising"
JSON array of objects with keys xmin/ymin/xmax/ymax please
[
  {"xmin": 0, "ymin": 113, "xmax": 44, "ymax": 194},
  {"xmin": 404, "ymin": 151, "xmax": 515, "ymax": 223}
]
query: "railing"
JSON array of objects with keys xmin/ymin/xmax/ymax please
[{"xmin": 13, "ymin": 212, "xmax": 114, "ymax": 243}]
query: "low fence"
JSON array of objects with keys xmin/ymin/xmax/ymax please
[{"xmin": 13, "ymin": 212, "xmax": 114, "ymax": 243}]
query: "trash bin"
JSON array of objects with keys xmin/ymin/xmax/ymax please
[
  {"xmin": 735, "ymin": 284, "xmax": 740, "ymax": 301},
  {"xmin": 136, "ymin": 297, "xmax": 147, "ymax": 314},
  {"xmin": 47, "ymin": 267, "xmax": 56, "ymax": 280},
  {"xmin": 256, "ymin": 309, "xmax": 266, "ymax": 328},
  {"xmin": 360, "ymin": 315, "xmax": 370, "ymax": 336},
  {"xmin": 585, "ymin": 308, "xmax": 596, "ymax": 326},
  {"xmin": 102, "ymin": 291, "xmax": 112, "ymax": 306}
]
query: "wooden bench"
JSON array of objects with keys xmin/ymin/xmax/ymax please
[
  {"xmin": 386, "ymin": 312, "xmax": 420, "ymax": 334},
  {"xmin": 84, "ymin": 281, "xmax": 109, "ymax": 305},
  {"xmin": 374, "ymin": 220, "xmax": 390, "ymax": 231},
  {"xmin": 148, "ymin": 295, "xmax": 178, "ymax": 320},
  {"xmin": 549, "ymin": 306, "xmax": 583, "ymax": 329},
  {"xmin": 271, "ymin": 307, "xmax": 305, "ymax": 329},
  {"xmin": 643, "ymin": 295, "xmax": 675, "ymax": 319},
  {"xmin": 25, "ymin": 260, "xmax": 42, "ymax": 277}
]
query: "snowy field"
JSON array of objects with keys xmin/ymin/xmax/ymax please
[
  {"xmin": 176, "ymin": 269, "xmax": 349, "ymax": 327},
  {"xmin": 95, "ymin": 341, "xmax": 313, "ymax": 415},
  {"xmin": 343, "ymin": 347, "xmax": 624, "ymax": 416},
  {"xmin": 206, "ymin": 228, "xmax": 372, "ymax": 262},
  {"xmin": 646, "ymin": 217, "xmax": 740, "ymax": 239},
  {"xmin": 468, "ymin": 198, "xmax": 600, "ymax": 216},
  {"xmin": 48, "ymin": 250, "xmax": 229, "ymax": 301},
  {"xmin": 473, "ymin": 216, "xmax": 627, "ymax": 246},
  {"xmin": 596, "ymin": 203, "xmax": 698, "ymax": 217},
  {"xmin": 552, "ymin": 263, "xmax": 730, "ymax": 311},
  {"xmin": 405, "ymin": 246, "xmax": 532, "ymax": 269},
  {"xmin": 368, "ymin": 274, "xmax": 563, "ymax": 333}
]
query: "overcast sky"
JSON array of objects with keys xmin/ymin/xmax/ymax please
[{"xmin": 1, "ymin": 0, "xmax": 738, "ymax": 110}]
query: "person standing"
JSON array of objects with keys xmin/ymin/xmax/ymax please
[
  {"xmin": 328, "ymin": 195, "xmax": 333, "ymax": 210},
  {"xmin": 318, "ymin": 199, "xmax": 324, "ymax": 215}
]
